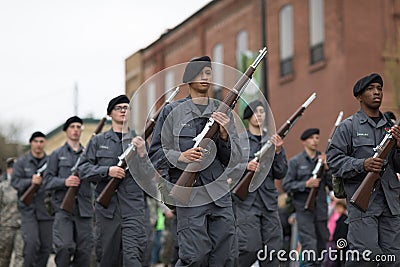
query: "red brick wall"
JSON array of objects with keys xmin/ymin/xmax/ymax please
[{"xmin": 126, "ymin": 0, "xmax": 400, "ymax": 158}]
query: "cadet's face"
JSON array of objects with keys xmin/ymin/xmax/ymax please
[
  {"xmin": 189, "ymin": 67, "xmax": 212, "ymax": 93},
  {"xmin": 111, "ymin": 104, "xmax": 130, "ymax": 123},
  {"xmin": 358, "ymin": 82, "xmax": 383, "ymax": 110},
  {"xmin": 30, "ymin": 137, "xmax": 46, "ymax": 153},
  {"xmin": 66, "ymin": 123, "xmax": 82, "ymax": 141},
  {"xmin": 302, "ymin": 134, "xmax": 319, "ymax": 151},
  {"xmin": 249, "ymin": 106, "xmax": 266, "ymax": 127}
]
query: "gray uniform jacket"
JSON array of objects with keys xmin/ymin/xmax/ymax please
[
  {"xmin": 148, "ymin": 96, "xmax": 242, "ymax": 207},
  {"xmin": 237, "ymin": 131, "xmax": 288, "ymax": 211},
  {"xmin": 11, "ymin": 153, "xmax": 53, "ymax": 221},
  {"xmin": 78, "ymin": 129, "xmax": 154, "ymax": 219},
  {"xmin": 283, "ymin": 150, "xmax": 331, "ymax": 220},
  {"xmin": 327, "ymin": 109, "xmax": 400, "ymax": 217},
  {"xmin": 44, "ymin": 142, "xmax": 93, "ymax": 217}
]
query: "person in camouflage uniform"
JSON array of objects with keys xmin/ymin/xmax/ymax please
[{"xmin": 0, "ymin": 157, "xmax": 24, "ymax": 267}]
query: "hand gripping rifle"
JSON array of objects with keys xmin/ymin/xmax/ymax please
[
  {"xmin": 350, "ymin": 118, "xmax": 400, "ymax": 212},
  {"xmin": 169, "ymin": 47, "xmax": 268, "ymax": 204},
  {"xmin": 96, "ymin": 143, "xmax": 135, "ymax": 208},
  {"xmin": 304, "ymin": 111, "xmax": 343, "ymax": 211},
  {"xmin": 96, "ymin": 87, "xmax": 180, "ymax": 208},
  {"xmin": 20, "ymin": 163, "xmax": 48, "ymax": 206},
  {"xmin": 232, "ymin": 93, "xmax": 317, "ymax": 200},
  {"xmin": 60, "ymin": 116, "xmax": 107, "ymax": 213}
]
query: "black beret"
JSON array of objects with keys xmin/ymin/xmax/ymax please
[
  {"xmin": 63, "ymin": 116, "xmax": 83, "ymax": 131},
  {"xmin": 29, "ymin": 131, "xmax": 46, "ymax": 143},
  {"xmin": 243, "ymin": 100, "xmax": 265, "ymax": 120},
  {"xmin": 300, "ymin": 128, "xmax": 320, "ymax": 140},
  {"xmin": 353, "ymin": 73, "xmax": 383, "ymax": 97},
  {"xmin": 107, "ymin": 95, "xmax": 130, "ymax": 115},
  {"xmin": 6, "ymin": 157, "xmax": 15, "ymax": 168},
  {"xmin": 182, "ymin": 56, "xmax": 212, "ymax": 83}
]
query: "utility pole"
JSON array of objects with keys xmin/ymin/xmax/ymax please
[{"xmin": 74, "ymin": 82, "xmax": 78, "ymax": 116}]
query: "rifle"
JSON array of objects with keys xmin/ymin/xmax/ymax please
[
  {"xmin": 96, "ymin": 143, "xmax": 136, "ymax": 208},
  {"xmin": 169, "ymin": 47, "xmax": 268, "ymax": 204},
  {"xmin": 60, "ymin": 116, "xmax": 107, "ymax": 213},
  {"xmin": 232, "ymin": 93, "xmax": 317, "ymax": 200},
  {"xmin": 144, "ymin": 86, "xmax": 180, "ymax": 140},
  {"xmin": 305, "ymin": 111, "xmax": 343, "ymax": 211},
  {"xmin": 96, "ymin": 87, "xmax": 180, "ymax": 208},
  {"xmin": 350, "ymin": 118, "xmax": 400, "ymax": 212},
  {"xmin": 20, "ymin": 163, "xmax": 48, "ymax": 206}
]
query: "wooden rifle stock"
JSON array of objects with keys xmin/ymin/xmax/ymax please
[
  {"xmin": 20, "ymin": 184, "xmax": 40, "ymax": 206},
  {"xmin": 20, "ymin": 163, "xmax": 48, "ymax": 206},
  {"xmin": 60, "ymin": 183, "xmax": 79, "ymax": 212},
  {"xmin": 169, "ymin": 48, "xmax": 267, "ymax": 204},
  {"xmin": 305, "ymin": 187, "xmax": 318, "ymax": 211},
  {"xmin": 350, "ymin": 118, "xmax": 400, "ymax": 211},
  {"xmin": 232, "ymin": 171, "xmax": 254, "ymax": 201},
  {"xmin": 350, "ymin": 172, "xmax": 381, "ymax": 212},
  {"xmin": 304, "ymin": 159, "xmax": 324, "ymax": 211},
  {"xmin": 96, "ymin": 177, "xmax": 122, "ymax": 208},
  {"xmin": 96, "ymin": 144, "xmax": 135, "ymax": 208},
  {"xmin": 60, "ymin": 116, "xmax": 107, "ymax": 213},
  {"xmin": 304, "ymin": 111, "xmax": 343, "ymax": 211},
  {"xmin": 232, "ymin": 93, "xmax": 316, "ymax": 200}
]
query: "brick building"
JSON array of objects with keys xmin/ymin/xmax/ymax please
[{"xmin": 125, "ymin": 0, "xmax": 400, "ymax": 157}]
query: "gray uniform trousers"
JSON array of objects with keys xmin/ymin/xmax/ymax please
[
  {"xmin": 174, "ymin": 202, "xmax": 236, "ymax": 267},
  {"xmin": 53, "ymin": 210, "xmax": 93, "ymax": 267},
  {"xmin": 95, "ymin": 205, "xmax": 146, "ymax": 267},
  {"xmin": 142, "ymin": 197, "xmax": 154, "ymax": 267},
  {"xmin": 345, "ymin": 186, "xmax": 400, "ymax": 267},
  {"xmin": 234, "ymin": 196, "xmax": 282, "ymax": 267},
  {"xmin": 294, "ymin": 210, "xmax": 329, "ymax": 267},
  {"xmin": 21, "ymin": 217, "xmax": 53, "ymax": 267},
  {"xmin": 170, "ymin": 214, "xmax": 179, "ymax": 266}
]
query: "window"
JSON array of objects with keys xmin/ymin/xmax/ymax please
[
  {"xmin": 279, "ymin": 5, "xmax": 294, "ymax": 76},
  {"xmin": 132, "ymin": 94, "xmax": 139, "ymax": 130},
  {"xmin": 147, "ymin": 82, "xmax": 156, "ymax": 117},
  {"xmin": 236, "ymin": 30, "xmax": 248, "ymax": 71},
  {"xmin": 309, "ymin": 0, "xmax": 324, "ymax": 64},
  {"xmin": 164, "ymin": 71, "xmax": 174, "ymax": 100},
  {"xmin": 212, "ymin": 43, "xmax": 223, "ymax": 100}
]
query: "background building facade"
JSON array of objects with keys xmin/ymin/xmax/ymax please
[{"xmin": 125, "ymin": 0, "xmax": 400, "ymax": 157}]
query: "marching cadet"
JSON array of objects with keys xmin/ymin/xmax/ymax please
[
  {"xmin": 43, "ymin": 116, "xmax": 93, "ymax": 267},
  {"xmin": 11, "ymin": 131, "xmax": 53, "ymax": 267},
  {"xmin": 0, "ymin": 157, "xmax": 24, "ymax": 267},
  {"xmin": 149, "ymin": 56, "xmax": 242, "ymax": 266},
  {"xmin": 233, "ymin": 100, "xmax": 288, "ymax": 267},
  {"xmin": 79, "ymin": 95, "xmax": 154, "ymax": 266},
  {"xmin": 327, "ymin": 73, "xmax": 400, "ymax": 266},
  {"xmin": 282, "ymin": 128, "xmax": 330, "ymax": 267}
]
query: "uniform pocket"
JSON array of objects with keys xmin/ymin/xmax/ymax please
[
  {"xmin": 95, "ymin": 150, "xmax": 116, "ymax": 165},
  {"xmin": 236, "ymin": 214, "xmax": 262, "ymax": 252},
  {"xmin": 177, "ymin": 216, "xmax": 190, "ymax": 232},
  {"xmin": 173, "ymin": 126, "xmax": 196, "ymax": 152},
  {"xmin": 352, "ymin": 136, "xmax": 374, "ymax": 148}
]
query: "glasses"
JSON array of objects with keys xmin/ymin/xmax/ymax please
[{"xmin": 113, "ymin": 106, "xmax": 130, "ymax": 112}]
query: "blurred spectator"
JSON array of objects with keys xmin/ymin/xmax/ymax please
[{"xmin": 0, "ymin": 157, "xmax": 24, "ymax": 267}]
